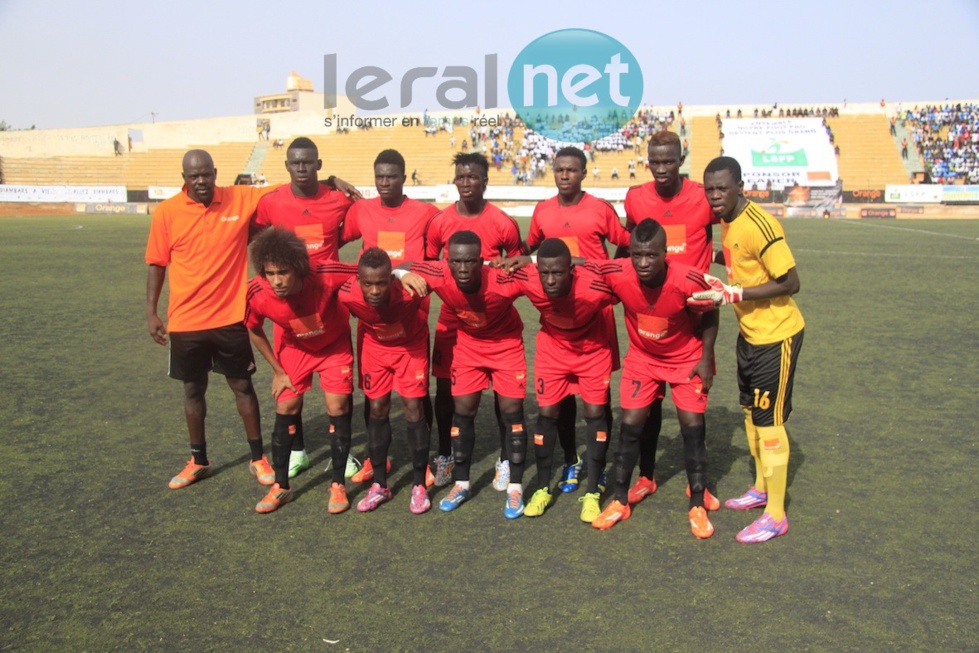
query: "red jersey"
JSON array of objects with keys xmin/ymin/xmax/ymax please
[
  {"xmin": 341, "ymin": 196, "xmax": 438, "ymax": 266},
  {"xmin": 244, "ymin": 263, "xmax": 356, "ymax": 353},
  {"xmin": 506, "ymin": 265, "xmax": 617, "ymax": 355},
  {"xmin": 527, "ymin": 192, "xmax": 629, "ymax": 260},
  {"xmin": 255, "ymin": 184, "xmax": 353, "ymax": 264},
  {"xmin": 624, "ymin": 179, "xmax": 718, "ymax": 272},
  {"xmin": 424, "ymin": 201, "xmax": 526, "ymax": 260},
  {"xmin": 337, "ymin": 279, "xmax": 429, "ymax": 349},
  {"xmin": 408, "ymin": 261, "xmax": 523, "ymax": 344},
  {"xmin": 586, "ymin": 260, "xmax": 711, "ymax": 365}
]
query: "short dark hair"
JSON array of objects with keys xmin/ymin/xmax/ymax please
[
  {"xmin": 631, "ymin": 218, "xmax": 664, "ymax": 246},
  {"xmin": 537, "ymin": 237, "xmax": 571, "ymax": 260},
  {"xmin": 287, "ymin": 137, "xmax": 318, "ymax": 156},
  {"xmin": 452, "ymin": 152, "xmax": 490, "ymax": 176},
  {"xmin": 250, "ymin": 227, "xmax": 310, "ymax": 278},
  {"xmin": 554, "ymin": 146, "xmax": 587, "ymax": 169},
  {"xmin": 704, "ymin": 156, "xmax": 742, "ymax": 182},
  {"xmin": 358, "ymin": 247, "xmax": 392, "ymax": 272},
  {"xmin": 648, "ymin": 131, "xmax": 682, "ymax": 157},
  {"xmin": 448, "ymin": 230, "xmax": 482, "ymax": 249},
  {"xmin": 374, "ymin": 149, "xmax": 406, "ymax": 174}
]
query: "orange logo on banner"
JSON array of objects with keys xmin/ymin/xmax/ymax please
[
  {"xmin": 534, "ymin": 433, "xmax": 544, "ymax": 446},
  {"xmin": 374, "ymin": 321, "xmax": 407, "ymax": 341},
  {"xmin": 763, "ymin": 438, "xmax": 781, "ymax": 450},
  {"xmin": 596, "ymin": 431, "xmax": 607, "ymax": 442},
  {"xmin": 289, "ymin": 314, "xmax": 325, "ymax": 340},
  {"xmin": 294, "ymin": 223, "xmax": 325, "ymax": 251},
  {"xmin": 558, "ymin": 236, "xmax": 581, "ymax": 257},
  {"xmin": 377, "ymin": 231, "xmax": 407, "ymax": 262},
  {"xmin": 637, "ymin": 313, "xmax": 669, "ymax": 340},
  {"xmin": 663, "ymin": 224, "xmax": 687, "ymax": 256},
  {"xmin": 456, "ymin": 309, "xmax": 487, "ymax": 327},
  {"xmin": 451, "ymin": 426, "xmax": 460, "ymax": 437}
]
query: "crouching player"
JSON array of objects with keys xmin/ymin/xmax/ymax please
[
  {"xmin": 500, "ymin": 239, "xmax": 618, "ymax": 521},
  {"xmin": 338, "ymin": 248, "xmax": 433, "ymax": 514},
  {"xmin": 244, "ymin": 227, "xmax": 357, "ymax": 514},
  {"xmin": 403, "ymin": 231, "xmax": 530, "ymax": 518},
  {"xmin": 588, "ymin": 219, "xmax": 720, "ymax": 538},
  {"xmin": 690, "ymin": 156, "xmax": 805, "ymax": 544}
]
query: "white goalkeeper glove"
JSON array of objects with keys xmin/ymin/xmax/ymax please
[{"xmin": 687, "ymin": 273, "xmax": 743, "ymax": 312}]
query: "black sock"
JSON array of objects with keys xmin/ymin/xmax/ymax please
[
  {"xmin": 362, "ymin": 400, "xmax": 371, "ymax": 431},
  {"xmin": 406, "ymin": 419, "xmax": 430, "ymax": 486},
  {"xmin": 584, "ymin": 416, "xmax": 609, "ymax": 493},
  {"xmin": 534, "ymin": 414, "xmax": 559, "ymax": 491},
  {"xmin": 557, "ymin": 395, "xmax": 578, "ymax": 464},
  {"xmin": 451, "ymin": 413, "xmax": 476, "ymax": 481},
  {"xmin": 435, "ymin": 383, "xmax": 453, "ymax": 457},
  {"xmin": 191, "ymin": 443, "xmax": 208, "ymax": 466},
  {"xmin": 248, "ymin": 438, "xmax": 264, "ymax": 462},
  {"xmin": 422, "ymin": 394, "xmax": 434, "ymax": 433},
  {"xmin": 613, "ymin": 422, "xmax": 643, "ymax": 503},
  {"xmin": 290, "ymin": 415, "xmax": 305, "ymax": 451},
  {"xmin": 329, "ymin": 412, "xmax": 352, "ymax": 484},
  {"xmin": 272, "ymin": 413, "xmax": 299, "ymax": 488},
  {"xmin": 637, "ymin": 402, "xmax": 662, "ymax": 479},
  {"xmin": 502, "ymin": 409, "xmax": 527, "ymax": 484},
  {"xmin": 494, "ymin": 394, "xmax": 507, "ymax": 460},
  {"xmin": 367, "ymin": 416, "xmax": 392, "ymax": 487},
  {"xmin": 681, "ymin": 422, "xmax": 708, "ymax": 509}
]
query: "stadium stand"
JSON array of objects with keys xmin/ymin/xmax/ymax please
[{"xmin": 904, "ymin": 103, "xmax": 979, "ymax": 183}]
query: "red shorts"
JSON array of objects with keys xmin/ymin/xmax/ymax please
[
  {"xmin": 450, "ymin": 335, "xmax": 526, "ymax": 399},
  {"xmin": 276, "ymin": 337, "xmax": 354, "ymax": 402},
  {"xmin": 359, "ymin": 340, "xmax": 430, "ymax": 400},
  {"xmin": 619, "ymin": 351, "xmax": 710, "ymax": 413},
  {"xmin": 533, "ymin": 331, "xmax": 612, "ymax": 407},
  {"xmin": 432, "ymin": 305, "xmax": 459, "ymax": 378}
]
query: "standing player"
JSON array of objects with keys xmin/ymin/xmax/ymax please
[
  {"xmin": 146, "ymin": 149, "xmax": 277, "ymax": 493},
  {"xmin": 405, "ymin": 232, "xmax": 529, "ymax": 518},
  {"xmin": 244, "ymin": 228, "xmax": 358, "ymax": 514},
  {"xmin": 620, "ymin": 130, "xmax": 720, "ymax": 508},
  {"xmin": 254, "ymin": 137, "xmax": 357, "ymax": 480},
  {"xmin": 690, "ymin": 157, "xmax": 804, "ymax": 543},
  {"xmin": 340, "ymin": 149, "xmax": 440, "ymax": 485},
  {"xmin": 525, "ymin": 146, "xmax": 630, "ymax": 495},
  {"xmin": 338, "ymin": 248, "xmax": 433, "ymax": 514},
  {"xmin": 425, "ymin": 153, "xmax": 527, "ymax": 493},
  {"xmin": 499, "ymin": 239, "xmax": 618, "ymax": 520},
  {"xmin": 588, "ymin": 219, "xmax": 720, "ymax": 539}
]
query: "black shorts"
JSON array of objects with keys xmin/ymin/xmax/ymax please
[
  {"xmin": 168, "ymin": 323, "xmax": 256, "ymax": 381},
  {"xmin": 737, "ymin": 329, "xmax": 803, "ymax": 427}
]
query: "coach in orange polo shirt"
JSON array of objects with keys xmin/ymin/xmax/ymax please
[{"xmin": 146, "ymin": 149, "xmax": 282, "ymax": 491}]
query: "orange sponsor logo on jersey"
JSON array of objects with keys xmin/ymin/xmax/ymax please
[
  {"xmin": 515, "ymin": 371, "xmax": 526, "ymax": 380},
  {"xmin": 294, "ymin": 223, "xmax": 325, "ymax": 250},
  {"xmin": 596, "ymin": 431, "xmax": 607, "ymax": 442},
  {"xmin": 289, "ymin": 314, "xmax": 325, "ymax": 340},
  {"xmin": 415, "ymin": 369, "xmax": 426, "ymax": 380},
  {"xmin": 451, "ymin": 426, "xmax": 461, "ymax": 437},
  {"xmin": 763, "ymin": 438, "xmax": 781, "ymax": 450},
  {"xmin": 637, "ymin": 313, "xmax": 669, "ymax": 340},
  {"xmin": 378, "ymin": 231, "xmax": 407, "ymax": 262},
  {"xmin": 374, "ymin": 321, "xmax": 407, "ymax": 341},
  {"xmin": 511, "ymin": 423, "xmax": 524, "ymax": 432},
  {"xmin": 456, "ymin": 309, "xmax": 487, "ymax": 327},
  {"xmin": 534, "ymin": 433, "xmax": 544, "ymax": 446},
  {"xmin": 663, "ymin": 224, "xmax": 687, "ymax": 256},
  {"xmin": 558, "ymin": 236, "xmax": 581, "ymax": 257}
]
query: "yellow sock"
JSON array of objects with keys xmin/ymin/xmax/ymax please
[
  {"xmin": 742, "ymin": 407, "xmax": 765, "ymax": 491},
  {"xmin": 756, "ymin": 425, "xmax": 790, "ymax": 521}
]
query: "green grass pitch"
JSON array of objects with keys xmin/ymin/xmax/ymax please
[{"xmin": 0, "ymin": 214, "xmax": 976, "ymax": 651}]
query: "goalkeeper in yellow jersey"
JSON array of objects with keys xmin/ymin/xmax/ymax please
[{"xmin": 689, "ymin": 156, "xmax": 805, "ymax": 543}]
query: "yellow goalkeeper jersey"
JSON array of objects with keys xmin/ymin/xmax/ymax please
[{"xmin": 722, "ymin": 201, "xmax": 805, "ymax": 345}]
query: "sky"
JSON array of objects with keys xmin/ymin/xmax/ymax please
[{"xmin": 1, "ymin": 0, "xmax": 977, "ymax": 130}]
